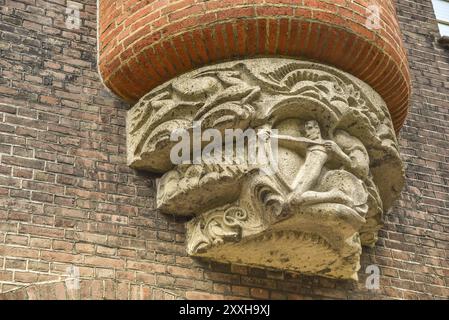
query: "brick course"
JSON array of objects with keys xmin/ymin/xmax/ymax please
[{"xmin": 0, "ymin": 0, "xmax": 448, "ymax": 299}]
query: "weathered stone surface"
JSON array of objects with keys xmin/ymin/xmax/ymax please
[{"xmin": 127, "ymin": 58, "xmax": 404, "ymax": 280}]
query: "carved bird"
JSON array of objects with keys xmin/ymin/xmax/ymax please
[{"xmin": 193, "ymin": 69, "xmax": 261, "ymax": 120}]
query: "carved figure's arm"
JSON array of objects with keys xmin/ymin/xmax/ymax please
[
  {"xmin": 323, "ymin": 140, "xmax": 352, "ymax": 168},
  {"xmin": 272, "ymin": 134, "xmax": 323, "ymax": 148}
]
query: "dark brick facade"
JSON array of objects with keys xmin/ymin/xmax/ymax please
[{"xmin": 0, "ymin": 0, "xmax": 448, "ymax": 299}]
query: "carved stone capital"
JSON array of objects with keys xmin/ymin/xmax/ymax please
[{"xmin": 127, "ymin": 58, "xmax": 404, "ymax": 280}]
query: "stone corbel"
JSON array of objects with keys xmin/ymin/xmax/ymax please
[{"xmin": 126, "ymin": 58, "xmax": 404, "ymax": 280}]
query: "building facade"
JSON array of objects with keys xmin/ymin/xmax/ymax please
[{"xmin": 0, "ymin": 0, "xmax": 448, "ymax": 299}]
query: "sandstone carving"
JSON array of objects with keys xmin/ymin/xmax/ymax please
[{"xmin": 127, "ymin": 58, "xmax": 404, "ymax": 280}]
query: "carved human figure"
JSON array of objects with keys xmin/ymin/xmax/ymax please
[
  {"xmin": 289, "ymin": 120, "xmax": 329, "ymax": 197},
  {"xmin": 310, "ymin": 130, "xmax": 370, "ymax": 215},
  {"xmin": 275, "ymin": 121, "xmax": 369, "ymax": 212},
  {"xmin": 273, "ymin": 120, "xmax": 330, "ymax": 201}
]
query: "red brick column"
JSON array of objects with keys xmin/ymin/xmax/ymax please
[{"xmin": 99, "ymin": 0, "xmax": 410, "ymax": 131}]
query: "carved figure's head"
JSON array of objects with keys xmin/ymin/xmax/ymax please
[{"xmin": 304, "ymin": 120, "xmax": 321, "ymax": 140}]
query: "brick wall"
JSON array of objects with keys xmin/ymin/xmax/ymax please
[{"xmin": 0, "ymin": 0, "xmax": 448, "ymax": 299}]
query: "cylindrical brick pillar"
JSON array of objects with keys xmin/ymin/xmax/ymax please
[{"xmin": 99, "ymin": 0, "xmax": 410, "ymax": 131}]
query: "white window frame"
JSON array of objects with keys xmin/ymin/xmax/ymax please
[{"xmin": 432, "ymin": 0, "xmax": 449, "ymax": 37}]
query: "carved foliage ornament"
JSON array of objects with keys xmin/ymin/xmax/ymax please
[{"xmin": 127, "ymin": 58, "xmax": 404, "ymax": 280}]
